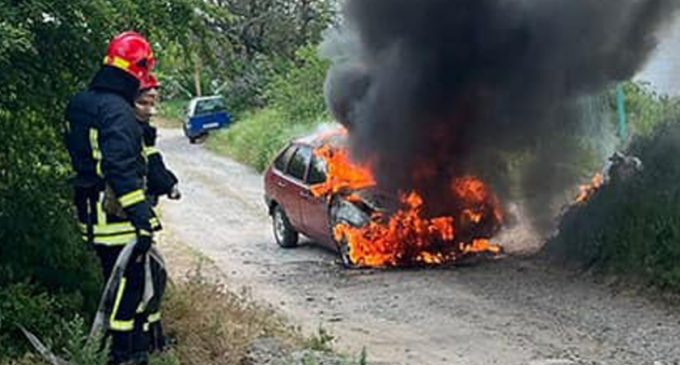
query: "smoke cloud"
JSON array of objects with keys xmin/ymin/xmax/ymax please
[{"xmin": 323, "ymin": 0, "xmax": 679, "ymax": 231}]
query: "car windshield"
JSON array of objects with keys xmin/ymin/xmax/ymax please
[{"xmin": 194, "ymin": 98, "xmax": 227, "ymax": 116}]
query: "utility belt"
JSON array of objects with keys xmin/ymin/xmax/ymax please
[{"xmin": 75, "ymin": 183, "xmax": 161, "ymax": 247}]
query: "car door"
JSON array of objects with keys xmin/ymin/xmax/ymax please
[
  {"xmin": 279, "ymin": 145, "xmax": 312, "ymax": 231},
  {"xmin": 267, "ymin": 144, "xmax": 297, "ymax": 209},
  {"xmin": 301, "ymin": 153, "xmax": 333, "ymax": 247}
]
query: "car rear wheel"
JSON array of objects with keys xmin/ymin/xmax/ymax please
[
  {"xmin": 272, "ymin": 205, "xmax": 299, "ymax": 248},
  {"xmin": 184, "ymin": 125, "xmax": 197, "ymax": 144}
]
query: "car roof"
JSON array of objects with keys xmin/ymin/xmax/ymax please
[
  {"xmin": 292, "ymin": 134, "xmax": 326, "ymax": 148},
  {"xmin": 291, "ymin": 126, "xmax": 348, "ymax": 149}
]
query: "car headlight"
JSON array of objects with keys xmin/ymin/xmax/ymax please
[{"xmin": 335, "ymin": 200, "xmax": 370, "ymax": 227}]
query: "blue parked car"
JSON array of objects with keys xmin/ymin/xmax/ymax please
[{"xmin": 183, "ymin": 96, "xmax": 232, "ymax": 143}]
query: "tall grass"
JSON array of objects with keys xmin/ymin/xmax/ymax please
[
  {"xmin": 207, "ymin": 108, "xmax": 319, "ymax": 172},
  {"xmin": 163, "ymin": 268, "xmax": 300, "ymax": 365},
  {"xmin": 4, "ymin": 269, "xmax": 301, "ymax": 365}
]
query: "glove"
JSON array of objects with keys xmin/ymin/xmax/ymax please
[
  {"xmin": 168, "ymin": 185, "xmax": 182, "ymax": 200},
  {"xmin": 132, "ymin": 231, "xmax": 153, "ymax": 259}
]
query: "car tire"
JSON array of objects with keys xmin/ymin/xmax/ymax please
[
  {"xmin": 272, "ymin": 205, "xmax": 299, "ymax": 248},
  {"xmin": 336, "ymin": 235, "xmax": 356, "ymax": 269},
  {"xmin": 329, "ymin": 198, "xmax": 357, "ymax": 268}
]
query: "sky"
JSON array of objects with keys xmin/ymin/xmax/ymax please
[{"xmin": 637, "ymin": 17, "xmax": 680, "ymax": 96}]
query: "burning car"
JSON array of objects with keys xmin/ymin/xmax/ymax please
[{"xmin": 264, "ymin": 128, "xmax": 504, "ymax": 268}]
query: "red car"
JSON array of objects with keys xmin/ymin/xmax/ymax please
[
  {"xmin": 264, "ymin": 136, "xmax": 504, "ymax": 268},
  {"xmin": 263, "ymin": 136, "xmax": 386, "ymax": 267}
]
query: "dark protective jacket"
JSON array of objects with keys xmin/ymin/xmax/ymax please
[
  {"xmin": 140, "ymin": 122, "xmax": 178, "ymax": 203},
  {"xmin": 65, "ymin": 66, "xmax": 159, "ymax": 245}
]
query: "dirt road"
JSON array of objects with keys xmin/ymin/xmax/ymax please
[{"xmin": 157, "ymin": 128, "xmax": 680, "ymax": 365}]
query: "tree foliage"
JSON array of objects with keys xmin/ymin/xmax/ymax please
[
  {"xmin": 208, "ymin": 43, "xmax": 331, "ymax": 172},
  {"xmin": 0, "ymin": 0, "xmax": 235, "ymax": 357},
  {"xmin": 616, "ymin": 81, "xmax": 680, "ymax": 138},
  {"xmin": 158, "ymin": 0, "xmax": 336, "ymax": 113},
  {"xmin": 0, "ymin": 0, "xmax": 334, "ymax": 357}
]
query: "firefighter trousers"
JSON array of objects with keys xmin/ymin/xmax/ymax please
[{"xmin": 95, "ymin": 245, "xmax": 166, "ymax": 364}]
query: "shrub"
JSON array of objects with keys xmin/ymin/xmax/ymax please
[
  {"xmin": 207, "ymin": 108, "xmax": 315, "ymax": 172},
  {"xmin": 614, "ymin": 81, "xmax": 680, "ymax": 138},
  {"xmin": 0, "ymin": 111, "xmax": 102, "ymax": 359},
  {"xmin": 265, "ymin": 45, "xmax": 331, "ymax": 125},
  {"xmin": 548, "ymin": 121, "xmax": 680, "ymax": 290},
  {"xmin": 158, "ymin": 99, "xmax": 189, "ymax": 123}
]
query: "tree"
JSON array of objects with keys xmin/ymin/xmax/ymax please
[
  {"xmin": 157, "ymin": 0, "xmax": 336, "ymax": 111},
  {"xmin": 0, "ymin": 0, "xmax": 230, "ymax": 356}
]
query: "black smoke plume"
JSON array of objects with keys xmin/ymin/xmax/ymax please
[{"xmin": 323, "ymin": 0, "xmax": 679, "ymax": 232}]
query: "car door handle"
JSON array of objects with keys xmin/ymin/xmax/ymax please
[
  {"xmin": 277, "ymin": 181, "xmax": 287, "ymax": 188},
  {"xmin": 299, "ymin": 191, "xmax": 312, "ymax": 199}
]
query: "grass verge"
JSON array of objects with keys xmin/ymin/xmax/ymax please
[
  {"xmin": 206, "ymin": 108, "xmax": 321, "ymax": 172},
  {"xmin": 163, "ymin": 268, "xmax": 300, "ymax": 365}
]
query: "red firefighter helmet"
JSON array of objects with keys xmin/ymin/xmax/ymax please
[
  {"xmin": 103, "ymin": 31, "xmax": 156, "ymax": 81},
  {"xmin": 140, "ymin": 74, "xmax": 160, "ymax": 91}
]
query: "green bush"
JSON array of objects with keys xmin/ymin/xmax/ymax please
[
  {"xmin": 265, "ymin": 45, "xmax": 331, "ymax": 125},
  {"xmin": 0, "ymin": 0, "xmax": 227, "ymax": 358},
  {"xmin": 0, "ymin": 283, "xmax": 101, "ymax": 360},
  {"xmin": 548, "ymin": 121, "xmax": 680, "ymax": 290},
  {"xmin": 615, "ymin": 81, "xmax": 680, "ymax": 138},
  {"xmin": 1, "ymin": 315, "xmax": 183, "ymax": 365},
  {"xmin": 159, "ymin": 99, "xmax": 189, "ymax": 122},
  {"xmin": 219, "ymin": 55, "xmax": 276, "ymax": 116},
  {"xmin": 0, "ymin": 283, "xmax": 62, "ymax": 359},
  {"xmin": 208, "ymin": 108, "xmax": 315, "ymax": 172},
  {"xmin": 0, "ymin": 111, "xmax": 102, "ymax": 359}
]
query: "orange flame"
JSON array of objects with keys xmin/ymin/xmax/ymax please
[
  {"xmin": 575, "ymin": 173, "xmax": 604, "ymax": 203},
  {"xmin": 312, "ymin": 139, "xmax": 503, "ymax": 268},
  {"xmin": 332, "ymin": 191, "xmax": 458, "ymax": 267},
  {"xmin": 311, "ymin": 145, "xmax": 376, "ymax": 198},
  {"xmin": 461, "ymin": 239, "xmax": 503, "ymax": 255},
  {"xmin": 452, "ymin": 176, "xmax": 505, "ymax": 224}
]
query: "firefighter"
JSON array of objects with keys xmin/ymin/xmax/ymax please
[
  {"xmin": 135, "ymin": 75, "xmax": 181, "ymax": 206},
  {"xmin": 132, "ymin": 74, "xmax": 181, "ymax": 353},
  {"xmin": 65, "ymin": 31, "xmax": 159, "ymax": 365}
]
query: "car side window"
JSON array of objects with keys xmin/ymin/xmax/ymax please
[
  {"xmin": 286, "ymin": 146, "xmax": 312, "ymax": 181},
  {"xmin": 307, "ymin": 155, "xmax": 327, "ymax": 185},
  {"xmin": 274, "ymin": 145, "xmax": 297, "ymax": 172}
]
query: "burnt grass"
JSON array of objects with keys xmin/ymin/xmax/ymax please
[{"xmin": 546, "ymin": 122, "xmax": 680, "ymax": 291}]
